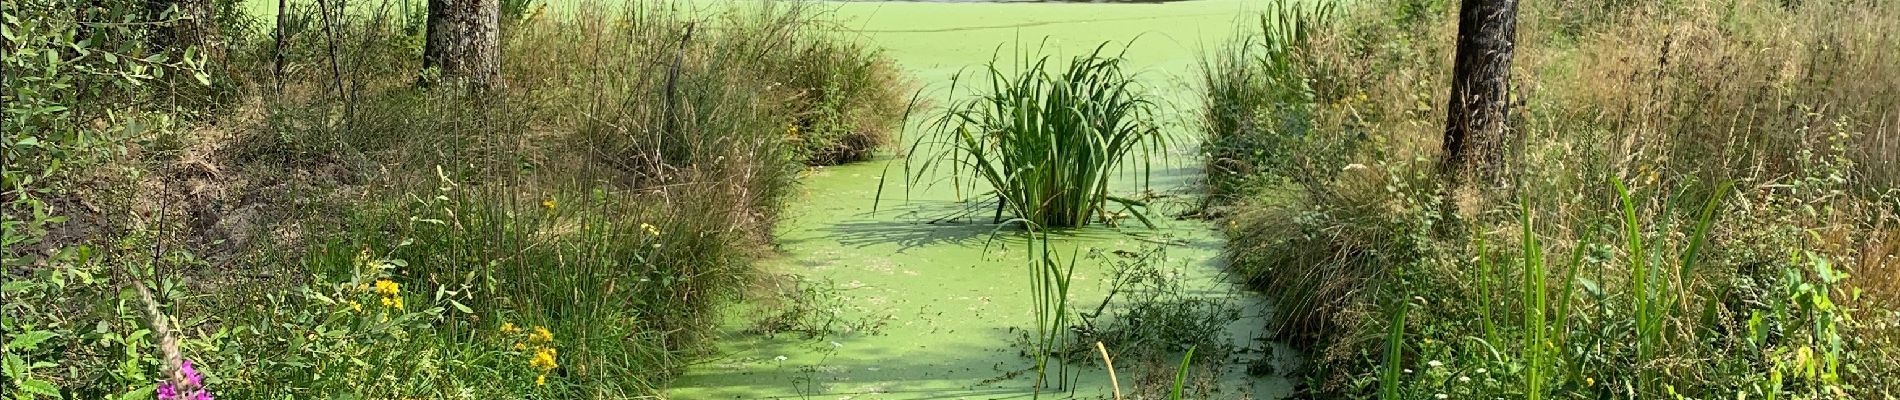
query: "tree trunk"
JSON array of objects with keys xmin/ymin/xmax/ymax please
[
  {"xmin": 1441, "ymin": 0, "xmax": 1518, "ymax": 206},
  {"xmin": 423, "ymin": 0, "xmax": 501, "ymax": 86}
]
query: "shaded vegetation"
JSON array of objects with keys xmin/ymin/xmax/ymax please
[
  {"xmin": 1205, "ymin": 0, "xmax": 1899, "ymax": 397},
  {"xmin": 2, "ymin": 0, "xmax": 907, "ymax": 397}
]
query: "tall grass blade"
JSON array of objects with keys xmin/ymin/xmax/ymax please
[
  {"xmin": 1612, "ymin": 176, "xmax": 1655, "ymax": 389},
  {"xmin": 1520, "ymin": 201, "xmax": 1546, "ymax": 400},
  {"xmin": 1477, "ymin": 233, "xmax": 1498, "ymax": 345},
  {"xmin": 1674, "ymin": 181, "xmax": 1732, "ymax": 312},
  {"xmin": 1172, "ymin": 346, "xmax": 1197, "ymax": 400},
  {"xmin": 1379, "ymin": 297, "xmax": 1408, "ymax": 400}
]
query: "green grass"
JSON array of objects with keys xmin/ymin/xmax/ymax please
[
  {"xmin": 912, "ymin": 43, "xmax": 1166, "ymax": 229},
  {"xmin": 1377, "ymin": 294, "xmax": 1407, "ymax": 400},
  {"xmin": 1027, "ymin": 232, "xmax": 1078, "ymax": 395},
  {"xmin": 1518, "ymin": 201, "xmax": 1547, "ymax": 400},
  {"xmin": 1171, "ymin": 346, "xmax": 1197, "ymax": 400},
  {"xmin": 2, "ymin": 0, "xmax": 910, "ymax": 398},
  {"xmin": 1208, "ymin": 0, "xmax": 1900, "ymax": 397},
  {"xmin": 1198, "ymin": 0, "xmax": 1339, "ymax": 200}
]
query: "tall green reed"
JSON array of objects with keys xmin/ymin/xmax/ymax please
[
  {"xmin": 1378, "ymin": 295, "xmax": 1407, "ymax": 400},
  {"xmin": 914, "ymin": 43, "xmax": 1166, "ymax": 228},
  {"xmin": 1519, "ymin": 201, "xmax": 1547, "ymax": 400},
  {"xmin": 1027, "ymin": 230, "xmax": 1078, "ymax": 395},
  {"xmin": 1612, "ymin": 177, "xmax": 1731, "ymax": 392},
  {"xmin": 1171, "ymin": 346, "xmax": 1197, "ymax": 400}
]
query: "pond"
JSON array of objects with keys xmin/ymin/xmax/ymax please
[{"xmin": 668, "ymin": 0, "xmax": 1295, "ymax": 398}]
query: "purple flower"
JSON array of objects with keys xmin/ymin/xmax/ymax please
[
  {"xmin": 181, "ymin": 360, "xmax": 203, "ymax": 387},
  {"xmin": 157, "ymin": 382, "xmax": 179, "ymax": 400},
  {"xmin": 158, "ymin": 359, "xmax": 213, "ymax": 400}
]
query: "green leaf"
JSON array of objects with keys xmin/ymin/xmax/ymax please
[
  {"xmin": 4, "ymin": 331, "xmax": 56, "ymax": 351},
  {"xmin": 449, "ymin": 299, "xmax": 473, "ymax": 314},
  {"xmin": 1172, "ymin": 346, "xmax": 1196, "ymax": 400},
  {"xmin": 3, "ymin": 353, "xmax": 25, "ymax": 379},
  {"xmin": 118, "ymin": 384, "xmax": 156, "ymax": 400},
  {"xmin": 19, "ymin": 378, "xmax": 59, "ymax": 396}
]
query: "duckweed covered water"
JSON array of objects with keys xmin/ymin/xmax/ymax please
[{"xmin": 670, "ymin": 0, "xmax": 1296, "ymax": 398}]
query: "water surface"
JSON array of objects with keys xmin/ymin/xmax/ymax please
[{"xmin": 670, "ymin": 0, "xmax": 1294, "ymax": 398}]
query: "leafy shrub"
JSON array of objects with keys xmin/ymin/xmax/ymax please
[
  {"xmin": 1075, "ymin": 246, "xmax": 1241, "ymax": 363},
  {"xmin": 2, "ymin": 0, "xmax": 217, "ymax": 260}
]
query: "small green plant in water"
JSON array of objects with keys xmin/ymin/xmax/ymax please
[
  {"xmin": 1027, "ymin": 232, "xmax": 1079, "ymax": 395},
  {"xmin": 913, "ymin": 42, "xmax": 1167, "ymax": 229}
]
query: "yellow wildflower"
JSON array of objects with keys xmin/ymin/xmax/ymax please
[
  {"xmin": 501, "ymin": 322, "xmax": 519, "ymax": 334},
  {"xmin": 530, "ymin": 326, "xmax": 554, "ymax": 344},
  {"xmin": 531, "ymin": 347, "xmax": 559, "ymax": 371},
  {"xmin": 514, "ymin": 342, "xmax": 527, "ymax": 351},
  {"xmin": 348, "ymin": 301, "xmax": 363, "ymax": 313},
  {"xmin": 391, "ymin": 297, "xmax": 404, "ymax": 310},
  {"xmin": 640, "ymin": 223, "xmax": 660, "ymax": 237},
  {"xmin": 536, "ymin": 374, "xmax": 547, "ymax": 386},
  {"xmin": 1586, "ymin": 377, "xmax": 1595, "ymax": 386},
  {"xmin": 375, "ymin": 279, "xmax": 400, "ymax": 296},
  {"xmin": 542, "ymin": 198, "xmax": 557, "ymax": 210}
]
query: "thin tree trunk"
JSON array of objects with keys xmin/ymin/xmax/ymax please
[
  {"xmin": 1441, "ymin": 0, "xmax": 1518, "ymax": 212},
  {"xmin": 316, "ymin": 0, "xmax": 349, "ymax": 119},
  {"xmin": 423, "ymin": 0, "xmax": 501, "ymax": 87},
  {"xmin": 271, "ymin": 0, "xmax": 289, "ymax": 94}
]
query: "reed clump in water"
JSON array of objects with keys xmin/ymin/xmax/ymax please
[{"xmin": 913, "ymin": 43, "xmax": 1167, "ymax": 229}]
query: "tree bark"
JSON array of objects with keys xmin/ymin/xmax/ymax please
[
  {"xmin": 423, "ymin": 0, "xmax": 501, "ymax": 87},
  {"xmin": 1441, "ymin": 0, "xmax": 1518, "ymax": 200}
]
